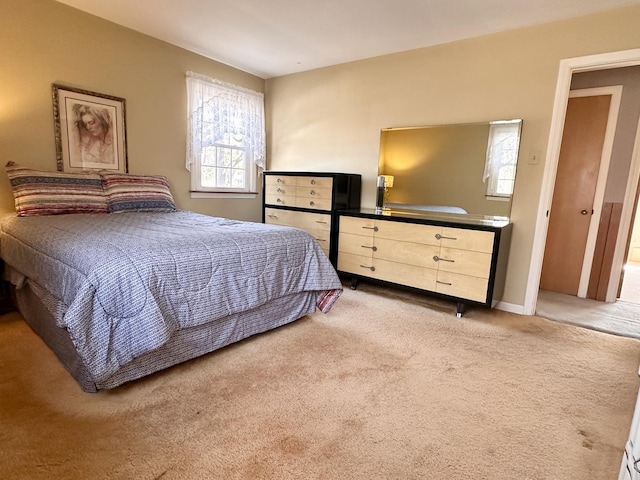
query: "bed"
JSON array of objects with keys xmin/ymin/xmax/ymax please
[{"xmin": 0, "ymin": 163, "xmax": 343, "ymax": 392}]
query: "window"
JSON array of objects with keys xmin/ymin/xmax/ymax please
[
  {"xmin": 186, "ymin": 72, "xmax": 265, "ymax": 195},
  {"xmin": 483, "ymin": 120, "xmax": 521, "ymax": 199}
]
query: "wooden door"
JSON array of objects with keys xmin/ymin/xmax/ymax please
[{"xmin": 539, "ymin": 95, "xmax": 611, "ymax": 295}]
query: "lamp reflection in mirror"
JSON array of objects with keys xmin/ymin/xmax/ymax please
[{"xmin": 382, "ymin": 174, "xmax": 394, "ymax": 190}]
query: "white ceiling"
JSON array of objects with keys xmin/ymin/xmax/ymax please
[{"xmin": 55, "ymin": 0, "xmax": 640, "ymax": 79}]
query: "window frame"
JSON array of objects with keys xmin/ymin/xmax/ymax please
[
  {"xmin": 484, "ymin": 120, "xmax": 522, "ymax": 200},
  {"xmin": 193, "ymin": 141, "xmax": 256, "ymax": 195}
]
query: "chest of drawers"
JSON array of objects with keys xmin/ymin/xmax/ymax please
[
  {"xmin": 262, "ymin": 172, "xmax": 361, "ymax": 264},
  {"xmin": 337, "ymin": 209, "xmax": 512, "ymax": 316}
]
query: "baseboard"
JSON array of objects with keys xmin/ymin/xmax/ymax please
[{"xmin": 494, "ymin": 301, "xmax": 525, "ymax": 315}]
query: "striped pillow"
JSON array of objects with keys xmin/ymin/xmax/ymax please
[
  {"xmin": 100, "ymin": 173, "xmax": 176, "ymax": 213},
  {"xmin": 5, "ymin": 162, "xmax": 108, "ymax": 216}
]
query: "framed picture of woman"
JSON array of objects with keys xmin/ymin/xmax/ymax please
[{"xmin": 52, "ymin": 84, "xmax": 128, "ymax": 173}]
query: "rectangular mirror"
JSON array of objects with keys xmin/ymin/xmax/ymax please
[{"xmin": 378, "ymin": 119, "xmax": 522, "ymax": 218}]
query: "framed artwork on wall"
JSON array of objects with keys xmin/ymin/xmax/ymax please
[{"xmin": 52, "ymin": 84, "xmax": 128, "ymax": 173}]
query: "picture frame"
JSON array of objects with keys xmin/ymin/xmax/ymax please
[{"xmin": 52, "ymin": 84, "xmax": 128, "ymax": 173}]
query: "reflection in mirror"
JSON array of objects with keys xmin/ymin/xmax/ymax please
[{"xmin": 378, "ymin": 119, "xmax": 522, "ymax": 217}]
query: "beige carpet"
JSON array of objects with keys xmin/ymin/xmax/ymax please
[
  {"xmin": 1, "ymin": 282, "xmax": 640, "ymax": 480},
  {"xmin": 537, "ymin": 289, "xmax": 640, "ymax": 339},
  {"xmin": 534, "ymin": 264, "xmax": 640, "ymax": 339}
]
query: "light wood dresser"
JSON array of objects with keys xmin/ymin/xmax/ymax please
[
  {"xmin": 336, "ymin": 208, "xmax": 512, "ymax": 316},
  {"xmin": 262, "ymin": 171, "xmax": 361, "ymax": 265}
]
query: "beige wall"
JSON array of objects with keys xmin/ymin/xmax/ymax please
[
  {"xmin": 265, "ymin": 6, "xmax": 640, "ymax": 308},
  {"xmin": 0, "ymin": 0, "xmax": 265, "ymax": 222}
]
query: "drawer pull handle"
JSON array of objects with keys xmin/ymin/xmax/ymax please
[
  {"xmin": 311, "ymin": 179, "xmax": 316, "ymax": 185},
  {"xmin": 435, "ymin": 233, "xmax": 457, "ymax": 240},
  {"xmin": 360, "ymin": 265, "xmax": 375, "ymax": 272},
  {"xmin": 310, "ymin": 190, "xmax": 315, "ymax": 195},
  {"xmin": 276, "ymin": 188, "xmax": 283, "ymax": 193},
  {"xmin": 267, "ymin": 214, "xmax": 277, "ymax": 219},
  {"xmin": 309, "ymin": 201, "xmax": 315, "ymax": 206},
  {"xmin": 315, "ymin": 238, "xmax": 327, "ymax": 242},
  {"xmin": 362, "ymin": 226, "xmax": 379, "ymax": 232},
  {"xmin": 277, "ymin": 198, "xmax": 283, "ymax": 203},
  {"xmin": 277, "ymin": 178, "xmax": 282, "ymax": 183},
  {"xmin": 315, "ymin": 220, "xmax": 328, "ymax": 224},
  {"xmin": 436, "ymin": 280, "xmax": 452, "ymax": 286},
  {"xmin": 433, "ymin": 255, "xmax": 454, "ymax": 263},
  {"xmin": 361, "ymin": 245, "xmax": 377, "ymax": 251}
]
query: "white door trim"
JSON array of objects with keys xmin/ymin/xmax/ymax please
[
  {"xmin": 606, "ymin": 118, "xmax": 640, "ymax": 301},
  {"xmin": 569, "ymin": 86, "xmax": 622, "ymax": 297},
  {"xmin": 524, "ymin": 48, "xmax": 640, "ymax": 316}
]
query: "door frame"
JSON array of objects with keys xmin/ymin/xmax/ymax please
[
  {"xmin": 524, "ymin": 48, "xmax": 640, "ymax": 315},
  {"xmin": 609, "ymin": 112, "xmax": 640, "ymax": 300},
  {"xmin": 569, "ymin": 87, "xmax": 622, "ymax": 297}
]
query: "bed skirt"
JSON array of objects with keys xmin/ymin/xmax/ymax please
[{"xmin": 12, "ymin": 280, "xmax": 319, "ymax": 393}]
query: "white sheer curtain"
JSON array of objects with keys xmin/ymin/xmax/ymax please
[
  {"xmin": 483, "ymin": 120, "xmax": 521, "ymax": 196},
  {"xmin": 185, "ymin": 71, "xmax": 265, "ymax": 173}
]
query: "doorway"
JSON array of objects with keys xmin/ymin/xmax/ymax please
[
  {"xmin": 525, "ymin": 49, "xmax": 640, "ymax": 320},
  {"xmin": 539, "ymin": 88, "xmax": 621, "ymax": 297},
  {"xmin": 619, "ymin": 196, "xmax": 640, "ymax": 304}
]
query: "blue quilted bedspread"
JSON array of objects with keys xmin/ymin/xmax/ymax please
[{"xmin": 0, "ymin": 211, "xmax": 342, "ymax": 383}]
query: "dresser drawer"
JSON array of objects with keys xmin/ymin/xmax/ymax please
[
  {"xmin": 264, "ymin": 183, "xmax": 296, "ymax": 197},
  {"xmin": 439, "ymin": 228, "xmax": 494, "ymax": 253},
  {"xmin": 265, "ymin": 208, "xmax": 331, "ymax": 256},
  {"xmin": 337, "ymin": 252, "xmax": 373, "ymax": 276},
  {"xmin": 339, "ymin": 216, "xmax": 376, "ymax": 236},
  {"xmin": 434, "ymin": 248, "xmax": 492, "ymax": 278},
  {"xmin": 376, "ymin": 219, "xmax": 441, "ymax": 245},
  {"xmin": 265, "ymin": 175, "xmax": 297, "ymax": 187},
  {"xmin": 337, "ymin": 253, "xmax": 436, "ymax": 291},
  {"xmin": 372, "ymin": 258, "xmax": 437, "ymax": 291},
  {"xmin": 306, "ymin": 228, "xmax": 330, "ymax": 256},
  {"xmin": 265, "ymin": 193, "xmax": 296, "ymax": 207},
  {"xmin": 435, "ymin": 271, "xmax": 489, "ymax": 303},
  {"xmin": 295, "ymin": 196, "xmax": 332, "ymax": 211},
  {"xmin": 265, "ymin": 208, "xmax": 330, "ymax": 232},
  {"xmin": 295, "ymin": 186, "xmax": 332, "ymax": 200},
  {"xmin": 296, "ymin": 176, "xmax": 333, "ymax": 189},
  {"xmin": 374, "ymin": 237, "xmax": 440, "ymax": 268},
  {"xmin": 339, "ymin": 232, "xmax": 375, "ymax": 258}
]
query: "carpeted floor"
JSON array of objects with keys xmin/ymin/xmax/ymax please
[
  {"xmin": 537, "ymin": 289, "xmax": 640, "ymax": 339},
  {"xmin": 1, "ymin": 282, "xmax": 640, "ymax": 479},
  {"xmin": 535, "ymin": 264, "xmax": 640, "ymax": 339}
]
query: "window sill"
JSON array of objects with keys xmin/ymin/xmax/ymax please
[
  {"xmin": 190, "ymin": 191, "xmax": 258, "ymax": 199},
  {"xmin": 485, "ymin": 195, "xmax": 511, "ymax": 202}
]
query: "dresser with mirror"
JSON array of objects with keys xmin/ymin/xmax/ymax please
[{"xmin": 335, "ymin": 119, "xmax": 522, "ymax": 316}]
